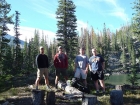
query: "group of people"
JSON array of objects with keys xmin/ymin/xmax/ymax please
[{"xmin": 35, "ymin": 46, "xmax": 105, "ymax": 94}]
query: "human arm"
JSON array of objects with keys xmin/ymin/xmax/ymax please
[
  {"xmin": 88, "ymin": 58, "xmax": 92, "ymax": 72},
  {"xmin": 53, "ymin": 54, "xmax": 58, "ymax": 68},
  {"xmin": 85, "ymin": 63, "xmax": 89, "ymax": 74},
  {"xmin": 88, "ymin": 62, "xmax": 92, "ymax": 72},
  {"xmin": 85, "ymin": 56, "xmax": 89, "ymax": 74},
  {"xmin": 35, "ymin": 55, "xmax": 39, "ymax": 68}
]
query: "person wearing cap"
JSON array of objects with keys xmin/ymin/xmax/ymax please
[
  {"xmin": 35, "ymin": 46, "xmax": 51, "ymax": 90},
  {"xmin": 74, "ymin": 47, "xmax": 89, "ymax": 87},
  {"xmin": 53, "ymin": 46, "xmax": 68, "ymax": 89}
]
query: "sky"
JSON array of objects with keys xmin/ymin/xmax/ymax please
[{"xmin": 6, "ymin": 0, "xmax": 134, "ymax": 42}]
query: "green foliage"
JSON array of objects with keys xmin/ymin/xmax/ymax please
[
  {"xmin": 132, "ymin": 0, "xmax": 140, "ymax": 39},
  {"xmin": 10, "ymin": 87, "xmax": 18, "ymax": 96},
  {"xmin": 127, "ymin": 66, "xmax": 139, "ymax": 86},
  {"xmin": 56, "ymin": 0, "xmax": 78, "ymax": 59},
  {"xmin": 0, "ymin": 0, "xmax": 13, "ymax": 76},
  {"xmin": 120, "ymin": 48, "xmax": 126, "ymax": 68},
  {"xmin": 12, "ymin": 11, "xmax": 23, "ymax": 75},
  {"xmin": 85, "ymin": 29, "xmax": 90, "ymax": 57}
]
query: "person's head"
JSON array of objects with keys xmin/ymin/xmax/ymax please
[
  {"xmin": 58, "ymin": 46, "xmax": 63, "ymax": 53},
  {"xmin": 79, "ymin": 47, "xmax": 85, "ymax": 55},
  {"xmin": 39, "ymin": 46, "xmax": 44, "ymax": 54},
  {"xmin": 91, "ymin": 48, "xmax": 97, "ymax": 55}
]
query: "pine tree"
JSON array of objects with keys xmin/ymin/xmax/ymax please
[
  {"xmin": 85, "ymin": 30, "xmax": 89, "ymax": 57},
  {"xmin": 33, "ymin": 30, "xmax": 40, "ymax": 60},
  {"xmin": 102, "ymin": 23, "xmax": 109, "ymax": 69},
  {"xmin": 90, "ymin": 27, "xmax": 97, "ymax": 49},
  {"xmin": 56, "ymin": 0, "xmax": 78, "ymax": 59},
  {"xmin": 102, "ymin": 23, "xmax": 108, "ymax": 56},
  {"xmin": 0, "ymin": 0, "xmax": 13, "ymax": 75},
  {"xmin": 27, "ymin": 38, "xmax": 35, "ymax": 71},
  {"xmin": 13, "ymin": 11, "xmax": 22, "ymax": 75},
  {"xmin": 132, "ymin": 0, "xmax": 140, "ymax": 41},
  {"xmin": 111, "ymin": 33, "xmax": 117, "ymax": 51},
  {"xmin": 128, "ymin": 45, "xmax": 139, "ymax": 85},
  {"xmin": 120, "ymin": 47, "xmax": 126, "ymax": 68},
  {"xmin": 22, "ymin": 38, "xmax": 28, "ymax": 73},
  {"xmin": 127, "ymin": 0, "xmax": 140, "ymax": 85}
]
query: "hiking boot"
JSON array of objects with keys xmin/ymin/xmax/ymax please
[{"xmin": 96, "ymin": 90, "xmax": 99, "ymax": 95}]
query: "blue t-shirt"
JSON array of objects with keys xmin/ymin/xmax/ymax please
[
  {"xmin": 75, "ymin": 54, "xmax": 89, "ymax": 70},
  {"xmin": 89, "ymin": 54, "xmax": 104, "ymax": 71}
]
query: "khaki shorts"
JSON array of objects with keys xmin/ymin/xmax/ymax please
[
  {"xmin": 37, "ymin": 68, "xmax": 48, "ymax": 79},
  {"xmin": 74, "ymin": 68, "xmax": 87, "ymax": 79}
]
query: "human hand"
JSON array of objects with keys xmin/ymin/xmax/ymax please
[{"xmin": 85, "ymin": 69, "xmax": 88, "ymax": 74}]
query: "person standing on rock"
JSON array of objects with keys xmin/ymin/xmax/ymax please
[
  {"xmin": 74, "ymin": 47, "xmax": 89, "ymax": 87},
  {"xmin": 89, "ymin": 48, "xmax": 105, "ymax": 94},
  {"xmin": 35, "ymin": 46, "xmax": 51, "ymax": 90},
  {"xmin": 54, "ymin": 46, "xmax": 68, "ymax": 89}
]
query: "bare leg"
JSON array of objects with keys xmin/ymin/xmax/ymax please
[
  {"xmin": 55, "ymin": 76, "xmax": 59, "ymax": 88},
  {"xmin": 99, "ymin": 80, "xmax": 105, "ymax": 91},
  {"xmin": 45, "ymin": 77, "xmax": 49, "ymax": 85},
  {"xmin": 83, "ymin": 79, "xmax": 87, "ymax": 87},
  {"xmin": 35, "ymin": 78, "xmax": 40, "ymax": 89},
  {"xmin": 94, "ymin": 80, "xmax": 99, "ymax": 91}
]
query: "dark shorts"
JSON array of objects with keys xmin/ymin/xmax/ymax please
[
  {"xmin": 91, "ymin": 71, "xmax": 104, "ymax": 81},
  {"xmin": 55, "ymin": 68, "xmax": 67, "ymax": 77}
]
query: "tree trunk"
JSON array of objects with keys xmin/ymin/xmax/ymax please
[
  {"xmin": 82, "ymin": 94, "xmax": 97, "ymax": 105},
  {"xmin": 46, "ymin": 91, "xmax": 55, "ymax": 105},
  {"xmin": 32, "ymin": 89, "xmax": 45, "ymax": 105},
  {"xmin": 110, "ymin": 90, "xmax": 123, "ymax": 105}
]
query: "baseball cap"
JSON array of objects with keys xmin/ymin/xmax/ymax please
[
  {"xmin": 40, "ymin": 46, "xmax": 44, "ymax": 50},
  {"xmin": 58, "ymin": 46, "xmax": 62, "ymax": 49}
]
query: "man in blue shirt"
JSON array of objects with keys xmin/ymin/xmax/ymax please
[
  {"xmin": 74, "ymin": 47, "xmax": 89, "ymax": 87},
  {"xmin": 89, "ymin": 48, "xmax": 105, "ymax": 94}
]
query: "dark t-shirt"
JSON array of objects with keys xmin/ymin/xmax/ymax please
[
  {"xmin": 89, "ymin": 54, "xmax": 104, "ymax": 71},
  {"xmin": 36, "ymin": 54, "xmax": 49, "ymax": 68}
]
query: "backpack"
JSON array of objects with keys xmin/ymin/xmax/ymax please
[{"xmin": 71, "ymin": 78, "xmax": 90, "ymax": 94}]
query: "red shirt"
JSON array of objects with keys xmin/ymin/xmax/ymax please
[{"xmin": 54, "ymin": 53, "xmax": 68, "ymax": 69}]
